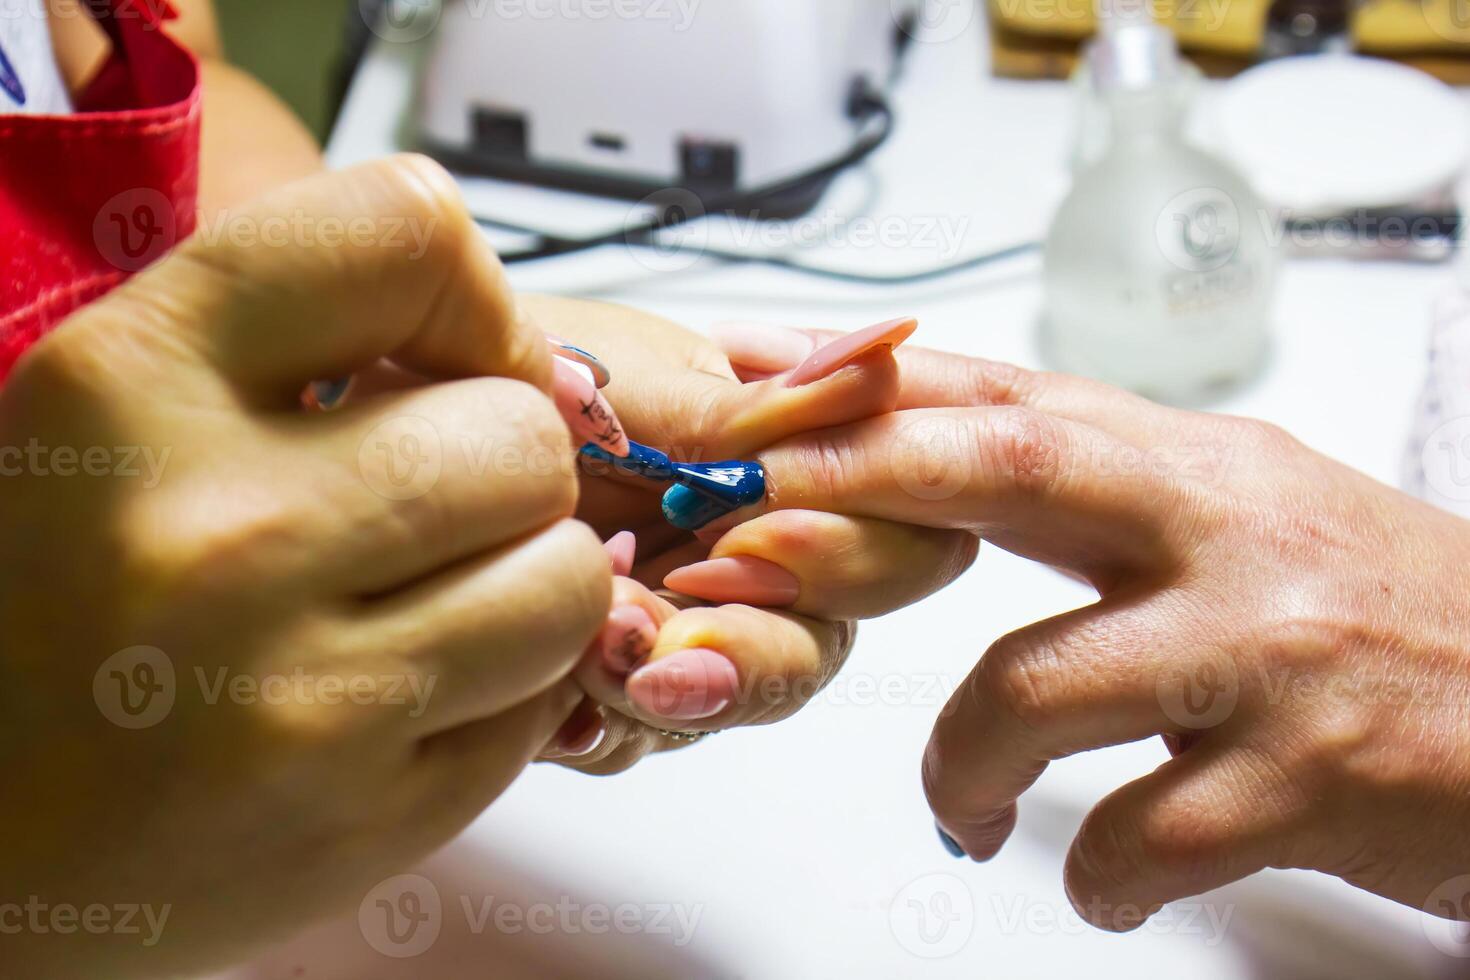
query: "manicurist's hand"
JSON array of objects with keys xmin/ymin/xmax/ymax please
[
  {"xmin": 0, "ymin": 157, "xmax": 611, "ymax": 978},
  {"xmin": 520, "ymin": 303, "xmax": 980, "ymax": 774},
  {"xmin": 712, "ymin": 323, "xmax": 1470, "ymax": 931}
]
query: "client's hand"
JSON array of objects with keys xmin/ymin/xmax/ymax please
[
  {"xmin": 712, "ymin": 323, "xmax": 1470, "ymax": 932},
  {"xmin": 524, "ymin": 302, "xmax": 979, "ymax": 774}
]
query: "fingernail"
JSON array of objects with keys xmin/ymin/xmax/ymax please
[
  {"xmin": 560, "ymin": 721, "xmax": 607, "ymax": 757},
  {"xmin": 601, "ymin": 604, "xmax": 658, "ymax": 676},
  {"xmin": 547, "ymin": 336, "xmax": 612, "ymax": 389},
  {"xmin": 303, "ymin": 377, "xmax": 355, "ymax": 411},
  {"xmin": 604, "ymin": 530, "xmax": 636, "ymax": 577},
  {"xmin": 936, "ymin": 823, "xmax": 966, "ymax": 858},
  {"xmin": 552, "ymin": 358, "xmax": 630, "ymax": 457},
  {"xmin": 626, "ymin": 648, "xmax": 738, "ymax": 722},
  {"xmin": 662, "ymin": 484, "xmax": 738, "ymax": 532},
  {"xmin": 783, "ymin": 317, "xmax": 918, "ymax": 388},
  {"xmin": 663, "ymin": 556, "xmax": 800, "ymax": 607},
  {"xmin": 709, "ymin": 322, "xmax": 816, "ymax": 373},
  {"xmin": 546, "ymin": 699, "xmax": 607, "ymax": 757}
]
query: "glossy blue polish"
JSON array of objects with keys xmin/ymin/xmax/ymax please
[
  {"xmin": 581, "ymin": 441, "xmax": 766, "ymax": 530},
  {"xmin": 937, "ymin": 824, "xmax": 966, "ymax": 859},
  {"xmin": 581, "ymin": 441, "xmax": 677, "ymax": 480}
]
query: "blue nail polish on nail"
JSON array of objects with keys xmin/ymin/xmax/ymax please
[
  {"xmin": 662, "ymin": 483, "xmax": 733, "ymax": 530},
  {"xmin": 581, "ymin": 441, "xmax": 765, "ymax": 531},
  {"xmin": 306, "ymin": 377, "xmax": 354, "ymax": 411},
  {"xmin": 583, "ymin": 440, "xmax": 677, "ymax": 480},
  {"xmin": 937, "ymin": 824, "xmax": 966, "ymax": 858}
]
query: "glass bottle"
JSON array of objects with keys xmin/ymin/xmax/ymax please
[{"xmin": 1041, "ymin": 15, "xmax": 1277, "ymax": 403}]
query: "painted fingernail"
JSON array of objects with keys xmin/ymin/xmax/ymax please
[
  {"xmin": 604, "ymin": 530, "xmax": 636, "ymax": 577},
  {"xmin": 660, "ymin": 457, "xmax": 766, "ymax": 532},
  {"xmin": 937, "ymin": 823, "xmax": 966, "ymax": 858},
  {"xmin": 601, "ymin": 604, "xmax": 658, "ymax": 676},
  {"xmin": 546, "ymin": 699, "xmax": 607, "ymax": 757},
  {"xmin": 303, "ymin": 377, "xmax": 355, "ymax": 411},
  {"xmin": 709, "ymin": 322, "xmax": 816, "ymax": 373},
  {"xmin": 547, "ymin": 336, "xmax": 612, "ymax": 388},
  {"xmin": 626, "ymin": 648, "xmax": 738, "ymax": 722},
  {"xmin": 662, "ymin": 484, "xmax": 736, "ymax": 532},
  {"xmin": 552, "ymin": 358, "xmax": 630, "ymax": 457},
  {"xmin": 783, "ymin": 317, "xmax": 918, "ymax": 388},
  {"xmin": 663, "ymin": 556, "xmax": 800, "ymax": 607}
]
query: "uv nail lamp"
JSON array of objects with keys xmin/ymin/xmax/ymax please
[{"xmin": 416, "ymin": 0, "xmax": 916, "ymax": 217}]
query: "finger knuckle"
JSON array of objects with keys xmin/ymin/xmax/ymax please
[
  {"xmin": 120, "ymin": 488, "xmax": 307, "ymax": 594},
  {"xmin": 976, "ymin": 633, "xmax": 1063, "ymax": 734},
  {"xmin": 792, "ymin": 433, "xmax": 867, "ymax": 507},
  {"xmin": 1231, "ymin": 417, "xmax": 1300, "ymax": 459},
  {"xmin": 963, "ymin": 357, "xmax": 1032, "ymax": 406},
  {"xmin": 1070, "ymin": 810, "xmax": 1137, "ymax": 899},
  {"xmin": 5, "ymin": 322, "xmax": 121, "ymax": 407},
  {"xmin": 1131, "ymin": 801, "xmax": 1225, "ymax": 879},
  {"xmin": 378, "ymin": 154, "xmax": 468, "ymax": 244},
  {"xmin": 453, "ymin": 377, "xmax": 578, "ymax": 497},
  {"xmin": 973, "ymin": 408, "xmax": 1067, "ymax": 502}
]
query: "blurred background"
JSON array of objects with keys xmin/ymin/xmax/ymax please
[{"xmin": 216, "ymin": 0, "xmax": 342, "ymax": 137}]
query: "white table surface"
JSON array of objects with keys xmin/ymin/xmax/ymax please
[{"xmin": 222, "ymin": 6, "xmax": 1470, "ymax": 978}]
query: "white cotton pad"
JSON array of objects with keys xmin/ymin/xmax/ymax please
[{"xmin": 1212, "ymin": 55, "xmax": 1470, "ymax": 215}]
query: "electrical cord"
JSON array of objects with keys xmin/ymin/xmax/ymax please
[
  {"xmin": 478, "ymin": 210, "xmax": 1040, "ymax": 284},
  {"xmin": 480, "ymin": 87, "xmax": 1041, "ymax": 282},
  {"xmin": 489, "ymin": 85, "xmax": 897, "ymax": 263}
]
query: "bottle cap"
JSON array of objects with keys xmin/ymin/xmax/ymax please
[{"xmin": 1090, "ymin": 0, "xmax": 1180, "ymax": 91}]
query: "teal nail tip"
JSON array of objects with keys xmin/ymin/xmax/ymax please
[
  {"xmin": 662, "ymin": 483, "xmax": 731, "ymax": 531},
  {"xmin": 937, "ymin": 824, "xmax": 966, "ymax": 858}
]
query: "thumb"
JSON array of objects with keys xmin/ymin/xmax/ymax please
[{"xmin": 93, "ymin": 154, "xmax": 549, "ymax": 406}]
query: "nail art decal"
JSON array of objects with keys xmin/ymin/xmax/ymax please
[
  {"xmin": 553, "ymin": 360, "xmax": 630, "ymax": 457},
  {"xmin": 601, "ymin": 605, "xmax": 657, "ymax": 677}
]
